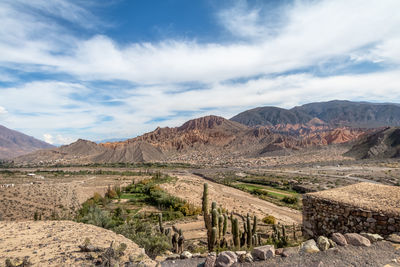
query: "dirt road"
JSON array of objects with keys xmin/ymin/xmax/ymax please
[{"xmin": 162, "ymin": 172, "xmax": 301, "ymax": 225}]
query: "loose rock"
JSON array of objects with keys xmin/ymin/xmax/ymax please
[
  {"xmin": 215, "ymin": 251, "xmax": 238, "ymax": 267},
  {"xmin": 387, "ymin": 234, "xmax": 400, "ymax": 244},
  {"xmin": 204, "ymin": 254, "xmax": 216, "ymax": 267},
  {"xmin": 331, "ymin": 233, "xmax": 347, "ymax": 246},
  {"xmin": 166, "ymin": 254, "xmax": 180, "ymax": 260},
  {"xmin": 180, "ymin": 251, "xmax": 192, "ymax": 259},
  {"xmin": 360, "ymin": 233, "xmax": 384, "ymax": 243},
  {"xmin": 317, "ymin": 236, "xmax": 330, "ymax": 251},
  {"xmin": 300, "ymin": 239, "xmax": 320, "ymax": 253},
  {"xmin": 252, "ymin": 245, "xmax": 275, "ymax": 260},
  {"xmin": 344, "ymin": 233, "xmax": 371, "ymax": 247}
]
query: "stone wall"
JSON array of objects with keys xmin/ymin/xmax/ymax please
[{"xmin": 302, "ymin": 194, "xmax": 400, "ymax": 237}]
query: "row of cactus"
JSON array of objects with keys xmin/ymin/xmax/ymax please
[
  {"xmin": 238, "ymin": 213, "xmax": 260, "ymax": 248},
  {"xmin": 271, "ymin": 223, "xmax": 288, "ymax": 248},
  {"xmin": 202, "ymin": 183, "xmax": 260, "ymax": 251},
  {"xmin": 202, "ymin": 183, "xmax": 230, "ymax": 251},
  {"xmin": 158, "ymin": 213, "xmax": 185, "ymax": 253}
]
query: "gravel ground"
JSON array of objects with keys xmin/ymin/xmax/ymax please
[{"xmin": 161, "ymin": 241, "xmax": 400, "ymax": 267}]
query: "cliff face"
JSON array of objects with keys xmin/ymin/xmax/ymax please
[{"xmin": 345, "ymin": 127, "xmax": 400, "ymax": 159}]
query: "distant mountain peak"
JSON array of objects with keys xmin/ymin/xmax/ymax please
[
  {"xmin": 178, "ymin": 115, "xmax": 247, "ymax": 132},
  {"xmin": 232, "ymin": 100, "xmax": 400, "ymax": 128}
]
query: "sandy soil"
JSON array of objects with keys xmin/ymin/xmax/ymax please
[
  {"xmin": 161, "ymin": 172, "xmax": 301, "ymax": 225},
  {"xmin": 0, "ymin": 174, "xmax": 137, "ymax": 221},
  {"xmin": 0, "ymin": 221, "xmax": 155, "ymax": 267}
]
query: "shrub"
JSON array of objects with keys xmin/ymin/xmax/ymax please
[
  {"xmin": 78, "ymin": 206, "xmax": 114, "ymax": 229},
  {"xmin": 115, "ymin": 220, "xmax": 171, "ymax": 259},
  {"xmin": 262, "ymin": 215, "xmax": 276, "ymax": 224},
  {"xmin": 93, "ymin": 192, "xmax": 103, "ymax": 203},
  {"xmin": 114, "ymin": 185, "xmax": 122, "ymax": 199},
  {"xmin": 282, "ymin": 196, "xmax": 298, "ymax": 204},
  {"xmin": 105, "ymin": 185, "xmax": 117, "ymax": 199}
]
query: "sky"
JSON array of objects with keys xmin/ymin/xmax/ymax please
[{"xmin": 1, "ymin": 0, "xmax": 400, "ymax": 145}]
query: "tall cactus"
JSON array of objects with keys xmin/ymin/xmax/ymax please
[
  {"xmin": 218, "ymin": 215, "xmax": 224, "ymax": 239},
  {"xmin": 202, "ymin": 183, "xmax": 209, "ymax": 216},
  {"xmin": 293, "ymin": 223, "xmax": 297, "ymax": 241},
  {"xmin": 212, "ymin": 209, "xmax": 219, "ymax": 228},
  {"xmin": 212, "ymin": 201, "xmax": 217, "ymax": 211},
  {"xmin": 232, "ymin": 218, "xmax": 240, "ymax": 248},
  {"xmin": 223, "ymin": 214, "xmax": 228, "ymax": 237},
  {"xmin": 158, "ymin": 213, "xmax": 164, "ymax": 234},
  {"xmin": 202, "ymin": 183, "xmax": 213, "ymax": 251},
  {"xmin": 211, "ymin": 227, "xmax": 217, "ymax": 251},
  {"xmin": 246, "ymin": 214, "xmax": 252, "ymax": 248},
  {"xmin": 252, "ymin": 215, "xmax": 257, "ymax": 236}
]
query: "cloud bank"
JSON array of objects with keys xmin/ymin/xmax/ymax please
[{"xmin": 0, "ymin": 0, "xmax": 400, "ymax": 143}]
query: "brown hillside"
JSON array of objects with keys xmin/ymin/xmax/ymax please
[{"xmin": 0, "ymin": 221, "xmax": 155, "ymax": 267}]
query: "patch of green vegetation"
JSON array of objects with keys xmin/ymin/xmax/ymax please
[
  {"xmin": 76, "ymin": 172, "xmax": 201, "ymax": 258},
  {"xmin": 232, "ymin": 183, "xmax": 301, "ymax": 210}
]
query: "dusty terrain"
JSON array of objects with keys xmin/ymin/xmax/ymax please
[
  {"xmin": 162, "ymin": 240, "xmax": 400, "ymax": 267},
  {"xmin": 0, "ymin": 221, "xmax": 155, "ymax": 267},
  {"xmin": 0, "ymin": 171, "xmax": 137, "ymax": 221},
  {"xmin": 161, "ymin": 171, "xmax": 301, "ymax": 224}
]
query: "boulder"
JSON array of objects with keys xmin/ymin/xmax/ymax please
[
  {"xmin": 275, "ymin": 248, "xmax": 284, "ymax": 256},
  {"xmin": 387, "ymin": 233, "xmax": 400, "ymax": 244},
  {"xmin": 192, "ymin": 253, "xmax": 201, "ymax": 258},
  {"xmin": 299, "ymin": 239, "xmax": 320, "ymax": 253},
  {"xmin": 344, "ymin": 233, "xmax": 371, "ymax": 247},
  {"xmin": 166, "ymin": 254, "xmax": 180, "ymax": 260},
  {"xmin": 215, "ymin": 251, "xmax": 238, "ymax": 267},
  {"xmin": 331, "ymin": 233, "xmax": 347, "ymax": 246},
  {"xmin": 244, "ymin": 253, "xmax": 253, "ymax": 263},
  {"xmin": 180, "ymin": 251, "xmax": 192, "ymax": 259},
  {"xmin": 360, "ymin": 233, "xmax": 384, "ymax": 243},
  {"xmin": 252, "ymin": 245, "xmax": 275, "ymax": 260},
  {"xmin": 317, "ymin": 236, "xmax": 330, "ymax": 251},
  {"xmin": 328, "ymin": 239, "xmax": 337, "ymax": 248},
  {"xmin": 237, "ymin": 251, "xmax": 253, "ymax": 263},
  {"xmin": 204, "ymin": 254, "xmax": 216, "ymax": 267}
]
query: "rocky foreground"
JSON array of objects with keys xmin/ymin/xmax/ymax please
[
  {"xmin": 0, "ymin": 221, "xmax": 155, "ymax": 267},
  {"xmin": 162, "ymin": 232, "xmax": 400, "ymax": 267}
]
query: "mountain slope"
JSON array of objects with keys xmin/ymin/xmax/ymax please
[
  {"xmin": 344, "ymin": 127, "xmax": 400, "ymax": 159},
  {"xmin": 0, "ymin": 125, "xmax": 54, "ymax": 159},
  {"xmin": 231, "ymin": 106, "xmax": 313, "ymax": 127},
  {"xmin": 15, "ymin": 115, "xmax": 367, "ymax": 165},
  {"xmin": 293, "ymin": 100, "xmax": 400, "ymax": 128},
  {"xmin": 231, "ymin": 100, "xmax": 400, "ymax": 128}
]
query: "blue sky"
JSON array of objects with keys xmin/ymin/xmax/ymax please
[{"xmin": 0, "ymin": 0, "xmax": 400, "ymax": 144}]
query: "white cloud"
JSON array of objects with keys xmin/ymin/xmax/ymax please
[
  {"xmin": 43, "ymin": 133, "xmax": 53, "ymax": 144},
  {"xmin": 1, "ymin": 0, "xmax": 400, "ymax": 141},
  {"xmin": 0, "ymin": 106, "xmax": 7, "ymax": 115},
  {"xmin": 43, "ymin": 133, "xmax": 76, "ymax": 145}
]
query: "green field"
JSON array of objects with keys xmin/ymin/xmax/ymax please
[{"xmin": 233, "ymin": 182, "xmax": 301, "ymax": 210}]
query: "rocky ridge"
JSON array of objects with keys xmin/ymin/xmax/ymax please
[{"xmin": 14, "ymin": 115, "xmax": 368, "ymax": 165}]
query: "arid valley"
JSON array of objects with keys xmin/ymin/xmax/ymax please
[
  {"xmin": 2, "ymin": 1, "xmax": 400, "ymax": 266},
  {"xmin": 2, "ymin": 100, "xmax": 400, "ymax": 266}
]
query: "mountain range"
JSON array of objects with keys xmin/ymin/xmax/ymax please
[
  {"xmin": 0, "ymin": 125, "xmax": 54, "ymax": 160},
  {"xmin": 5, "ymin": 100, "xmax": 400, "ymax": 164},
  {"xmin": 231, "ymin": 100, "xmax": 400, "ymax": 128}
]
